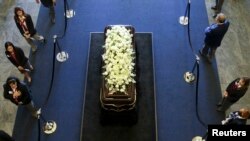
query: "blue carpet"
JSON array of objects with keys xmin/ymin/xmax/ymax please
[{"xmin": 12, "ymin": 0, "xmax": 224, "ymax": 141}]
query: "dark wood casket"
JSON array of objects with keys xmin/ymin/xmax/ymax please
[{"xmin": 100, "ymin": 25, "xmax": 137, "ymax": 112}]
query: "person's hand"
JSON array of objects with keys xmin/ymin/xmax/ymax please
[
  {"xmin": 24, "ymin": 33, "xmax": 31, "ymax": 38},
  {"xmin": 36, "ymin": 0, "xmax": 40, "ymax": 4},
  {"xmin": 13, "ymin": 91, "xmax": 21, "ymax": 99},
  {"xmin": 18, "ymin": 66, "xmax": 24, "ymax": 71},
  {"xmin": 223, "ymin": 91, "xmax": 228, "ymax": 97}
]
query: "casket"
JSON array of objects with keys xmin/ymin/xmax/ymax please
[{"xmin": 100, "ymin": 25, "xmax": 137, "ymax": 112}]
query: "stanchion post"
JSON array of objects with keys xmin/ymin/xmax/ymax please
[
  {"xmin": 36, "ymin": 109, "xmax": 57, "ymax": 136},
  {"xmin": 39, "ymin": 114, "xmax": 57, "ymax": 134},
  {"xmin": 184, "ymin": 55, "xmax": 199, "ymax": 83},
  {"xmin": 53, "ymin": 35, "xmax": 69, "ymax": 62},
  {"xmin": 64, "ymin": 0, "xmax": 75, "ymax": 18},
  {"xmin": 43, "ymin": 120, "xmax": 57, "ymax": 134},
  {"xmin": 192, "ymin": 136, "xmax": 205, "ymax": 141},
  {"xmin": 192, "ymin": 131, "xmax": 207, "ymax": 141},
  {"xmin": 179, "ymin": 0, "xmax": 191, "ymax": 25}
]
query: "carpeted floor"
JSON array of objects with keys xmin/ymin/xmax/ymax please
[
  {"xmin": 12, "ymin": 0, "xmax": 225, "ymax": 141},
  {"xmin": 81, "ymin": 33, "xmax": 156, "ymax": 141}
]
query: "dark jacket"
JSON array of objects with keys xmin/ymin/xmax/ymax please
[
  {"xmin": 3, "ymin": 78, "xmax": 31, "ymax": 105},
  {"xmin": 224, "ymin": 111, "xmax": 247, "ymax": 125},
  {"xmin": 226, "ymin": 78, "xmax": 248, "ymax": 103},
  {"xmin": 5, "ymin": 46, "xmax": 28, "ymax": 68},
  {"xmin": 41, "ymin": 0, "xmax": 53, "ymax": 7},
  {"xmin": 14, "ymin": 14, "xmax": 37, "ymax": 37},
  {"xmin": 204, "ymin": 20, "xmax": 230, "ymax": 47}
]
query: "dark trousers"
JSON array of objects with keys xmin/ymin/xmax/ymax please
[
  {"xmin": 201, "ymin": 44, "xmax": 217, "ymax": 59},
  {"xmin": 49, "ymin": 6, "xmax": 55, "ymax": 18},
  {"xmin": 24, "ymin": 100, "xmax": 38, "ymax": 117},
  {"xmin": 215, "ymin": 0, "xmax": 225, "ymax": 13},
  {"xmin": 217, "ymin": 97, "xmax": 234, "ymax": 111}
]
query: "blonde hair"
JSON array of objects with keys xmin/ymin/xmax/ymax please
[{"xmin": 239, "ymin": 108, "xmax": 250, "ymax": 119}]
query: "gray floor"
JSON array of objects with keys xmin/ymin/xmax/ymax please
[{"xmin": 0, "ymin": 0, "xmax": 249, "ymax": 136}]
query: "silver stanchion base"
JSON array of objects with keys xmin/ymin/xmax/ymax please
[
  {"xmin": 179, "ymin": 16, "xmax": 189, "ymax": 25},
  {"xmin": 66, "ymin": 9, "xmax": 75, "ymax": 18},
  {"xmin": 184, "ymin": 71, "xmax": 195, "ymax": 83},
  {"xmin": 192, "ymin": 136, "xmax": 205, "ymax": 141},
  {"xmin": 56, "ymin": 51, "xmax": 69, "ymax": 62},
  {"xmin": 43, "ymin": 120, "xmax": 57, "ymax": 134}
]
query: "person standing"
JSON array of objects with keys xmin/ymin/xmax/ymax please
[
  {"xmin": 14, "ymin": 7, "xmax": 45, "ymax": 53},
  {"xmin": 217, "ymin": 77, "xmax": 250, "ymax": 112},
  {"xmin": 211, "ymin": 0, "xmax": 225, "ymax": 18},
  {"xmin": 199, "ymin": 13, "xmax": 229, "ymax": 63},
  {"xmin": 36, "ymin": 0, "xmax": 56, "ymax": 24},
  {"xmin": 3, "ymin": 76, "xmax": 41, "ymax": 118},
  {"xmin": 221, "ymin": 108, "xmax": 250, "ymax": 125},
  {"xmin": 5, "ymin": 41, "xmax": 33, "ymax": 84}
]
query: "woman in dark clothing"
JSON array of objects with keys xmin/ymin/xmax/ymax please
[
  {"xmin": 14, "ymin": 7, "xmax": 45, "ymax": 53},
  {"xmin": 217, "ymin": 77, "xmax": 250, "ymax": 112},
  {"xmin": 3, "ymin": 76, "xmax": 40, "ymax": 118},
  {"xmin": 5, "ymin": 41, "xmax": 33, "ymax": 84},
  {"xmin": 221, "ymin": 108, "xmax": 250, "ymax": 125},
  {"xmin": 36, "ymin": 0, "xmax": 56, "ymax": 23}
]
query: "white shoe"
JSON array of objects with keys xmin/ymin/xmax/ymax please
[
  {"xmin": 33, "ymin": 108, "xmax": 41, "ymax": 119},
  {"xmin": 36, "ymin": 108, "xmax": 41, "ymax": 115}
]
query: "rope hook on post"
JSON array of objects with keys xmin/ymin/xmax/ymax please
[
  {"xmin": 179, "ymin": 0, "xmax": 191, "ymax": 25},
  {"xmin": 37, "ymin": 109, "xmax": 57, "ymax": 141}
]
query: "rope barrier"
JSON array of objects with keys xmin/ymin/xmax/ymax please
[
  {"xmin": 183, "ymin": 0, "xmax": 207, "ymax": 130},
  {"xmin": 36, "ymin": 0, "xmax": 72, "ymax": 140},
  {"xmin": 57, "ymin": 0, "xmax": 69, "ymax": 39}
]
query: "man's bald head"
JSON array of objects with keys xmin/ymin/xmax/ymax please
[{"xmin": 216, "ymin": 13, "xmax": 226, "ymax": 23}]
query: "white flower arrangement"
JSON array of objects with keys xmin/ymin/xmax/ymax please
[{"xmin": 102, "ymin": 25, "xmax": 136, "ymax": 93}]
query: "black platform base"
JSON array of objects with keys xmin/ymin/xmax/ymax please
[
  {"xmin": 81, "ymin": 33, "xmax": 156, "ymax": 141},
  {"xmin": 100, "ymin": 108, "xmax": 138, "ymax": 125}
]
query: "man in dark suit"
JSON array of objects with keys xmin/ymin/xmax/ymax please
[
  {"xmin": 199, "ymin": 13, "xmax": 230, "ymax": 63},
  {"xmin": 36, "ymin": 0, "xmax": 56, "ymax": 24},
  {"xmin": 222, "ymin": 108, "xmax": 250, "ymax": 125},
  {"xmin": 211, "ymin": 0, "xmax": 225, "ymax": 18}
]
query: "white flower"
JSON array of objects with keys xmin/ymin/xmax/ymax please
[{"xmin": 102, "ymin": 25, "xmax": 136, "ymax": 93}]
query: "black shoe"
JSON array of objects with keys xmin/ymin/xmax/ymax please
[
  {"xmin": 31, "ymin": 46, "xmax": 37, "ymax": 54},
  {"xmin": 30, "ymin": 65, "xmax": 34, "ymax": 72},
  {"xmin": 32, "ymin": 108, "xmax": 41, "ymax": 119},
  {"xmin": 216, "ymin": 103, "xmax": 222, "ymax": 106},
  {"xmin": 216, "ymin": 108, "xmax": 224, "ymax": 112},
  {"xmin": 213, "ymin": 14, "xmax": 217, "ymax": 19},
  {"xmin": 199, "ymin": 50, "xmax": 212, "ymax": 64},
  {"xmin": 32, "ymin": 49, "xmax": 37, "ymax": 54},
  {"xmin": 207, "ymin": 57, "xmax": 212, "ymax": 64},
  {"xmin": 51, "ymin": 17, "xmax": 55, "ymax": 24},
  {"xmin": 211, "ymin": 6, "xmax": 217, "ymax": 10},
  {"xmin": 199, "ymin": 50, "xmax": 205, "ymax": 57},
  {"xmin": 42, "ymin": 38, "xmax": 46, "ymax": 44},
  {"xmin": 27, "ymin": 77, "xmax": 32, "ymax": 85}
]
